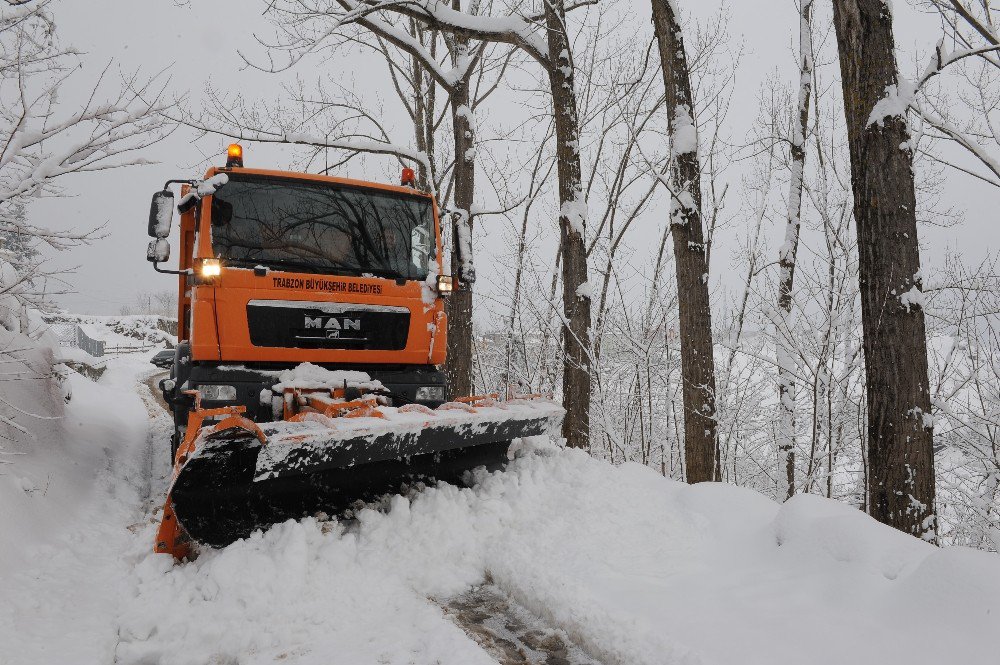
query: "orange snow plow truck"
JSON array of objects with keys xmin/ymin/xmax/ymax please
[{"xmin": 146, "ymin": 144, "xmax": 562, "ymax": 558}]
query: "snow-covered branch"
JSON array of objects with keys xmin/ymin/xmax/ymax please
[{"xmin": 0, "ymin": 0, "xmax": 172, "ymax": 330}]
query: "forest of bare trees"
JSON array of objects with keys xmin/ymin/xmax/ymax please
[{"xmin": 4, "ymin": 0, "xmax": 1000, "ymax": 551}]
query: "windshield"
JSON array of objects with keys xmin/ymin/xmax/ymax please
[{"xmin": 207, "ymin": 174, "xmax": 436, "ymax": 279}]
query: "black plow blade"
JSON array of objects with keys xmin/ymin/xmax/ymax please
[{"xmin": 170, "ymin": 401, "xmax": 562, "ymax": 548}]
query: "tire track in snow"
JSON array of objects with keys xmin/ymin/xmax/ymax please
[
  {"xmin": 142, "ymin": 371, "xmax": 169, "ymax": 413},
  {"xmin": 442, "ymin": 583, "xmax": 602, "ymax": 665},
  {"xmin": 133, "ymin": 370, "xmax": 173, "ymax": 520},
  {"xmin": 136, "ymin": 371, "xmax": 165, "ymax": 506}
]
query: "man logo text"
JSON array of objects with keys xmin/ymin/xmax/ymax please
[{"xmin": 304, "ymin": 317, "xmax": 361, "ymax": 331}]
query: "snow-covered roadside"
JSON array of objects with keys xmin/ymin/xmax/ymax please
[
  {"xmin": 3, "ymin": 349, "xmax": 998, "ymax": 665},
  {"xmin": 118, "ymin": 439, "xmax": 1000, "ymax": 665},
  {"xmin": 0, "ymin": 353, "xmax": 166, "ymax": 665}
]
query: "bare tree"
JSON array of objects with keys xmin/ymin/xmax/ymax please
[
  {"xmin": 832, "ymin": 0, "xmax": 937, "ymax": 541},
  {"xmin": 774, "ymin": 0, "xmax": 815, "ymax": 501},
  {"xmin": 119, "ymin": 290, "xmax": 176, "ymax": 318},
  {"xmin": 650, "ymin": 0, "xmax": 721, "ymax": 482},
  {"xmin": 0, "ymin": 0, "xmax": 171, "ymax": 334},
  {"xmin": 544, "ymin": 0, "xmax": 591, "ymax": 449},
  {"xmin": 890, "ymin": 2, "xmax": 1000, "ymax": 187},
  {"xmin": 924, "ymin": 253, "xmax": 1000, "ymax": 551}
]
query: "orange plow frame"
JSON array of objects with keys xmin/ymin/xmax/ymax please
[
  {"xmin": 155, "ymin": 386, "xmax": 386, "ymax": 558},
  {"xmin": 155, "ymin": 392, "xmax": 266, "ymax": 559}
]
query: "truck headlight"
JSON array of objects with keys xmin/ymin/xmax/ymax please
[
  {"xmin": 436, "ymin": 275, "xmax": 454, "ymax": 294},
  {"xmin": 200, "ymin": 384, "xmax": 237, "ymax": 401},
  {"xmin": 415, "ymin": 386, "xmax": 445, "ymax": 402},
  {"xmin": 199, "ymin": 258, "xmax": 222, "ymax": 278}
]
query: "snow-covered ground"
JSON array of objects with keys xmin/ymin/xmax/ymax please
[
  {"xmin": 0, "ymin": 350, "xmax": 164, "ymax": 664},
  {"xmin": 2, "ymin": 352, "xmax": 999, "ymax": 665}
]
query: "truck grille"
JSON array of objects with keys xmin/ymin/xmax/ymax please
[{"xmin": 246, "ymin": 300, "xmax": 410, "ymax": 350}]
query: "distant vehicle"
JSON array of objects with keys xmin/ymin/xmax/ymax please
[{"xmin": 150, "ymin": 349, "xmax": 174, "ymax": 369}]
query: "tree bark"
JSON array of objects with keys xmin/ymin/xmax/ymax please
[
  {"xmin": 545, "ymin": 0, "xmax": 591, "ymax": 449},
  {"xmin": 650, "ymin": 0, "xmax": 721, "ymax": 482},
  {"xmin": 832, "ymin": 0, "xmax": 937, "ymax": 541},
  {"xmin": 446, "ymin": 25, "xmax": 475, "ymax": 398},
  {"xmin": 411, "ymin": 44, "xmax": 431, "ymax": 189},
  {"xmin": 775, "ymin": 0, "xmax": 814, "ymax": 501}
]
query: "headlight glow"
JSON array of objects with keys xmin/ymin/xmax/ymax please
[
  {"xmin": 436, "ymin": 275, "xmax": 454, "ymax": 294},
  {"xmin": 200, "ymin": 258, "xmax": 222, "ymax": 278}
]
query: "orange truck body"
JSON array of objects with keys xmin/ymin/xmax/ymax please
[{"xmin": 175, "ymin": 167, "xmax": 447, "ymax": 367}]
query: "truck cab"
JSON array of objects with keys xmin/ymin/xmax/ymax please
[{"xmin": 148, "ymin": 147, "xmax": 454, "ymax": 455}]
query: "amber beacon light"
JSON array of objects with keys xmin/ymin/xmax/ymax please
[
  {"xmin": 401, "ymin": 167, "xmax": 416, "ymax": 187},
  {"xmin": 226, "ymin": 143, "xmax": 244, "ymax": 167}
]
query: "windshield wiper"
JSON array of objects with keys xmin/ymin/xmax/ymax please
[
  {"xmin": 357, "ymin": 267, "xmax": 408, "ymax": 280},
  {"xmin": 223, "ymin": 258, "xmax": 271, "ymax": 270}
]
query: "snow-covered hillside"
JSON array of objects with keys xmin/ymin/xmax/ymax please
[{"xmin": 0, "ymin": 349, "xmax": 996, "ymax": 665}]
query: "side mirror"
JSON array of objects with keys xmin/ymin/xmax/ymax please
[
  {"xmin": 148, "ymin": 190, "xmax": 174, "ymax": 238},
  {"xmin": 147, "ymin": 238, "xmax": 170, "ymax": 263}
]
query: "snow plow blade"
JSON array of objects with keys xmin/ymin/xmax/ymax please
[{"xmin": 157, "ymin": 398, "xmax": 563, "ymax": 553}]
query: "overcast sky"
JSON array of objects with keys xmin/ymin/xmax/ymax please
[{"xmin": 32, "ymin": 0, "xmax": 997, "ymax": 317}]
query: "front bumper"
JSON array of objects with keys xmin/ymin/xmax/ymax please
[{"xmin": 173, "ymin": 363, "xmax": 449, "ymax": 421}]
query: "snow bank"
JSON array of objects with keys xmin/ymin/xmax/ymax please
[
  {"xmin": 118, "ymin": 443, "xmax": 1000, "ymax": 665},
  {"xmin": 2, "ymin": 344, "xmax": 994, "ymax": 665},
  {"xmin": 0, "ymin": 329, "xmax": 69, "ymax": 573},
  {"xmin": 0, "ymin": 353, "xmax": 155, "ymax": 664}
]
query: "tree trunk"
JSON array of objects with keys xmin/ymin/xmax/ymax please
[
  {"xmin": 446, "ymin": 33, "xmax": 475, "ymax": 399},
  {"xmin": 831, "ymin": 0, "xmax": 937, "ymax": 541},
  {"xmin": 411, "ymin": 45, "xmax": 431, "ymax": 189},
  {"xmin": 545, "ymin": 0, "xmax": 591, "ymax": 449},
  {"xmin": 650, "ymin": 0, "xmax": 721, "ymax": 482},
  {"xmin": 775, "ymin": 0, "xmax": 814, "ymax": 501}
]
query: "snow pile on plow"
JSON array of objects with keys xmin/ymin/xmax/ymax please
[
  {"xmin": 119, "ymin": 442, "xmax": 1000, "ymax": 665},
  {"xmin": 253, "ymin": 397, "xmax": 564, "ymax": 479},
  {"xmin": 269, "ymin": 362, "xmax": 387, "ymax": 393}
]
